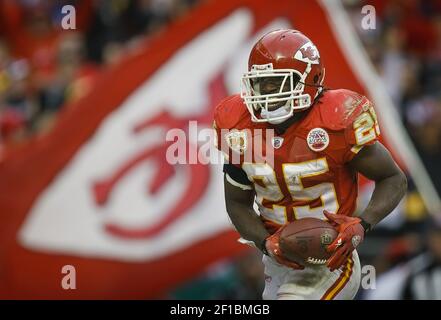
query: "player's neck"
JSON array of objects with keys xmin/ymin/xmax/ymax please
[
  {"xmin": 270, "ymin": 93, "xmax": 325, "ymax": 135},
  {"xmin": 271, "ymin": 110, "xmax": 308, "ymax": 135}
]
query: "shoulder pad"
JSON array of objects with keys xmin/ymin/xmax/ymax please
[
  {"xmin": 318, "ymin": 89, "xmax": 372, "ymax": 131},
  {"xmin": 214, "ymin": 94, "xmax": 249, "ymax": 130}
]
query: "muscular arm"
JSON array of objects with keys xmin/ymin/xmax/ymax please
[
  {"xmin": 349, "ymin": 141, "xmax": 408, "ymax": 228},
  {"xmin": 224, "ymin": 175, "xmax": 269, "ymax": 252}
]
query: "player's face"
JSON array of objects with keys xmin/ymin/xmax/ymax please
[
  {"xmin": 252, "ymin": 75, "xmax": 298, "ymax": 111},
  {"xmin": 258, "ymin": 77, "xmax": 289, "ymax": 110}
]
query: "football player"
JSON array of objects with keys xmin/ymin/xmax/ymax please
[{"xmin": 213, "ymin": 29, "xmax": 407, "ymax": 300}]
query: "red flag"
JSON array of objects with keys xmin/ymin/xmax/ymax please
[{"xmin": 0, "ymin": 0, "xmax": 416, "ymax": 299}]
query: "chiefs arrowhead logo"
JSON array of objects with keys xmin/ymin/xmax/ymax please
[{"xmin": 294, "ymin": 42, "xmax": 320, "ymax": 64}]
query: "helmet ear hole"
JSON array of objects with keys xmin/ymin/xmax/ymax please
[{"xmin": 313, "ymin": 74, "xmax": 319, "ymax": 84}]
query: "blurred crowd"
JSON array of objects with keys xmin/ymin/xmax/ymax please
[
  {"xmin": 1, "ymin": 0, "xmax": 441, "ymax": 300},
  {"xmin": 0, "ymin": 0, "xmax": 199, "ymax": 147},
  {"xmin": 345, "ymin": 0, "xmax": 441, "ymax": 299}
]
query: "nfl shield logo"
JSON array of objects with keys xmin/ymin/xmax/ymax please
[
  {"xmin": 272, "ymin": 137, "xmax": 284, "ymax": 149},
  {"xmin": 321, "ymin": 231, "xmax": 333, "ymax": 246}
]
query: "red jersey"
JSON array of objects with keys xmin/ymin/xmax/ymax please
[{"xmin": 214, "ymin": 89, "xmax": 380, "ymax": 233}]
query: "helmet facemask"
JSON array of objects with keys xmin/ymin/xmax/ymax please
[{"xmin": 241, "ymin": 63, "xmax": 312, "ymax": 124}]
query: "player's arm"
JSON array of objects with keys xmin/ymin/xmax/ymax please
[
  {"xmin": 223, "ymin": 165, "xmax": 269, "ymax": 253},
  {"xmin": 223, "ymin": 164, "xmax": 304, "ymax": 269},
  {"xmin": 325, "ymin": 97, "xmax": 407, "ymax": 270},
  {"xmin": 324, "ymin": 141, "xmax": 407, "ymax": 270},
  {"xmin": 214, "ymin": 112, "xmax": 271, "ymax": 252},
  {"xmin": 349, "ymin": 141, "xmax": 407, "ymax": 227}
]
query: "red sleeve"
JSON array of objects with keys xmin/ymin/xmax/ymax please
[
  {"xmin": 213, "ymin": 95, "xmax": 248, "ymax": 167},
  {"xmin": 342, "ymin": 99, "xmax": 381, "ymax": 163}
]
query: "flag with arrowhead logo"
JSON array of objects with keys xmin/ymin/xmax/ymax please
[{"xmin": 0, "ymin": 0, "xmax": 411, "ymax": 299}]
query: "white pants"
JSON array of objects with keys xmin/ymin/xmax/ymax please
[{"xmin": 262, "ymin": 251, "xmax": 361, "ymax": 300}]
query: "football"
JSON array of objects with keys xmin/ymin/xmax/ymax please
[{"xmin": 279, "ymin": 218, "xmax": 338, "ymax": 266}]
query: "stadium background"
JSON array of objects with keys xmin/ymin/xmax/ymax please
[{"xmin": 0, "ymin": 0, "xmax": 440, "ymax": 299}]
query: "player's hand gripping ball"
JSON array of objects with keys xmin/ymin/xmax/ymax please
[
  {"xmin": 265, "ymin": 227, "xmax": 305, "ymax": 270},
  {"xmin": 323, "ymin": 210, "xmax": 365, "ymax": 271},
  {"xmin": 277, "ymin": 218, "xmax": 338, "ymax": 266}
]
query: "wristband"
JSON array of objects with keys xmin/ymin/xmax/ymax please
[{"xmin": 360, "ymin": 218, "xmax": 372, "ymax": 235}]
